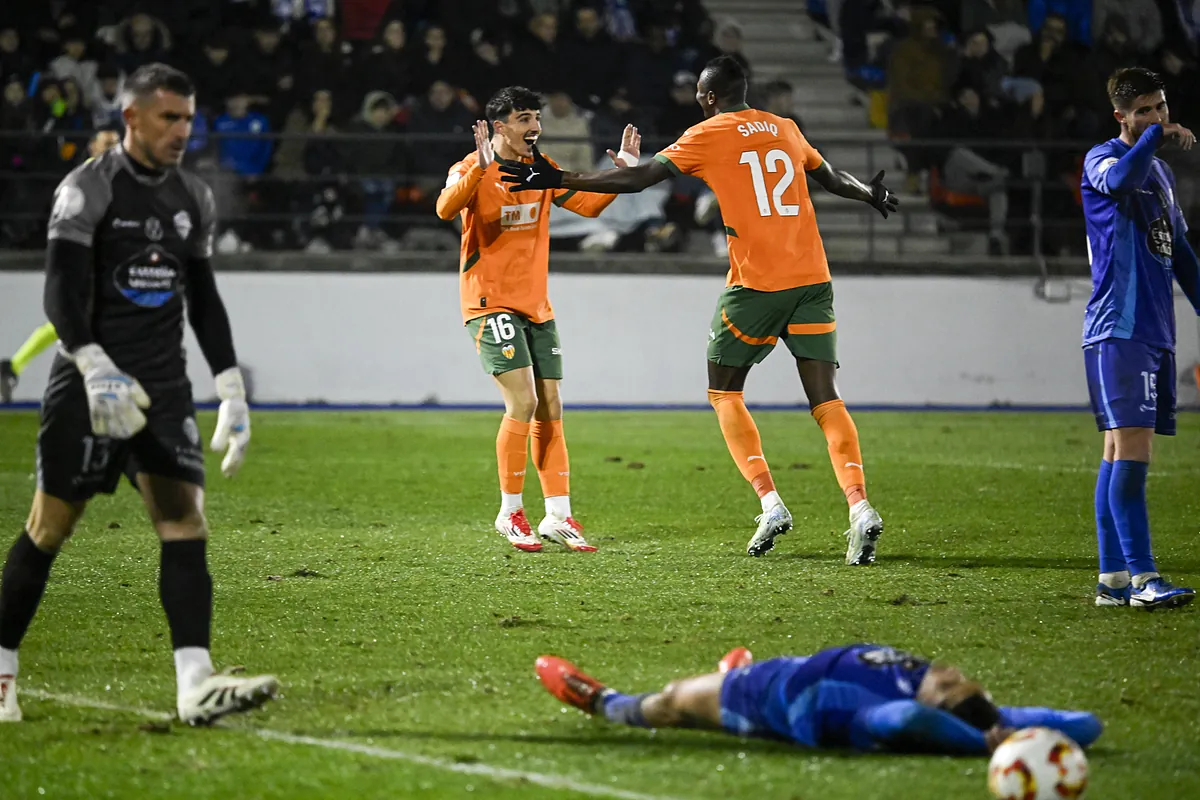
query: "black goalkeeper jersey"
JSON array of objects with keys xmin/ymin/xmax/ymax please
[{"xmin": 45, "ymin": 145, "xmax": 216, "ymax": 389}]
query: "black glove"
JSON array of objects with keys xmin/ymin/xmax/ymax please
[
  {"xmin": 498, "ymin": 145, "xmax": 564, "ymax": 191},
  {"xmin": 868, "ymin": 170, "xmax": 899, "ymax": 219}
]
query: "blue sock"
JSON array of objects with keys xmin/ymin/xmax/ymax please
[
  {"xmin": 599, "ymin": 691, "xmax": 652, "ymax": 727},
  {"xmin": 1108, "ymin": 460, "xmax": 1156, "ymax": 576},
  {"xmin": 1095, "ymin": 460, "xmax": 1125, "ymax": 574}
]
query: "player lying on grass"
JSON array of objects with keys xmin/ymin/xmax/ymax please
[
  {"xmin": 1, "ymin": 128, "xmax": 121, "ymax": 403},
  {"xmin": 1081, "ymin": 67, "xmax": 1197, "ymax": 610},
  {"xmin": 501, "ymin": 57, "xmax": 897, "ymax": 565},
  {"xmin": 537, "ymin": 644, "xmax": 1102, "ymax": 755}
]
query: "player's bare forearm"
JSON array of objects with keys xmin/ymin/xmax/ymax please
[
  {"xmin": 809, "ymin": 162, "xmax": 872, "ymax": 203},
  {"xmin": 561, "ymin": 162, "xmax": 671, "ymax": 194},
  {"xmin": 186, "ymin": 257, "xmax": 238, "ymax": 374},
  {"xmin": 42, "ymin": 238, "xmax": 95, "ymax": 352}
]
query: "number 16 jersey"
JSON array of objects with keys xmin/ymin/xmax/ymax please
[{"xmin": 653, "ymin": 106, "xmax": 830, "ymax": 292}]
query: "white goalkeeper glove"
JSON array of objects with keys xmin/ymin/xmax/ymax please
[
  {"xmin": 70, "ymin": 343, "xmax": 150, "ymax": 440},
  {"xmin": 211, "ymin": 367, "xmax": 250, "ymax": 478}
]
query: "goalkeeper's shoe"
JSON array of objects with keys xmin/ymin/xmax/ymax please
[
  {"xmin": 535, "ymin": 655, "xmax": 605, "ymax": 714},
  {"xmin": 718, "ymin": 647, "xmax": 753, "ymax": 674},
  {"xmin": 1094, "ymin": 583, "xmax": 1131, "ymax": 607},
  {"xmin": 844, "ymin": 500, "xmax": 883, "ymax": 566},
  {"xmin": 0, "ymin": 360, "xmax": 16, "ymax": 403},
  {"xmin": 0, "ymin": 674, "xmax": 20, "ymax": 722},
  {"xmin": 177, "ymin": 668, "xmax": 279, "ymax": 726},
  {"xmin": 746, "ymin": 502, "xmax": 792, "ymax": 556},
  {"xmin": 496, "ymin": 509, "xmax": 542, "ymax": 552},
  {"xmin": 1129, "ymin": 577, "xmax": 1195, "ymax": 610},
  {"xmin": 538, "ymin": 515, "xmax": 597, "ymax": 552}
]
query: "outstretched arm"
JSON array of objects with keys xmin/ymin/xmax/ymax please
[
  {"xmin": 560, "ymin": 161, "xmax": 674, "ymax": 194},
  {"xmin": 809, "ymin": 162, "xmax": 899, "ymax": 218},
  {"xmin": 850, "ymin": 701, "xmax": 989, "ymax": 754}
]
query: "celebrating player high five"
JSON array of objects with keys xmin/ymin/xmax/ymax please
[
  {"xmin": 501, "ymin": 57, "xmax": 898, "ymax": 564},
  {"xmin": 436, "ymin": 87, "xmax": 639, "ymax": 553}
]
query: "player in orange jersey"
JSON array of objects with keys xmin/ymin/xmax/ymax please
[
  {"xmin": 436, "ymin": 86, "xmax": 640, "ymax": 554},
  {"xmin": 501, "ymin": 58, "xmax": 899, "ymax": 565}
]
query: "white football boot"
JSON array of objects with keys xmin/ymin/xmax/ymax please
[
  {"xmin": 177, "ymin": 667, "xmax": 279, "ymax": 726},
  {"xmin": 746, "ymin": 502, "xmax": 793, "ymax": 556},
  {"xmin": 538, "ymin": 515, "xmax": 597, "ymax": 552},
  {"xmin": 495, "ymin": 509, "xmax": 542, "ymax": 552},
  {"xmin": 844, "ymin": 500, "xmax": 883, "ymax": 566},
  {"xmin": 0, "ymin": 674, "xmax": 21, "ymax": 722}
]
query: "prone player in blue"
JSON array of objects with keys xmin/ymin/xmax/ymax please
[
  {"xmin": 1081, "ymin": 67, "xmax": 1199, "ymax": 610},
  {"xmin": 536, "ymin": 644, "xmax": 1102, "ymax": 754}
]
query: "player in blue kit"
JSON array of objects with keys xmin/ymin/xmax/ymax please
[
  {"xmin": 536, "ymin": 644, "xmax": 1102, "ymax": 754},
  {"xmin": 1081, "ymin": 68, "xmax": 1200, "ymax": 610}
]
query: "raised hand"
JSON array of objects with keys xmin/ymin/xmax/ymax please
[
  {"xmin": 473, "ymin": 120, "xmax": 494, "ymax": 170},
  {"xmin": 868, "ymin": 170, "xmax": 899, "ymax": 219},
  {"xmin": 499, "ymin": 144, "xmax": 564, "ymax": 190},
  {"xmin": 607, "ymin": 124, "xmax": 641, "ymax": 167},
  {"xmin": 1162, "ymin": 123, "xmax": 1196, "ymax": 151}
]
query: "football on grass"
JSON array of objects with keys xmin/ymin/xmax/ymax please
[{"xmin": 987, "ymin": 727, "xmax": 1088, "ymax": 800}]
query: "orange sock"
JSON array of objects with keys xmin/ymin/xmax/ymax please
[
  {"xmin": 811, "ymin": 399, "xmax": 866, "ymax": 506},
  {"xmin": 496, "ymin": 416, "xmax": 531, "ymax": 495},
  {"xmin": 708, "ymin": 389, "xmax": 776, "ymax": 497},
  {"xmin": 531, "ymin": 419, "xmax": 570, "ymax": 499}
]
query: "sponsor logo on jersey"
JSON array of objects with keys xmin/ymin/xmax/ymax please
[
  {"xmin": 500, "ymin": 202, "xmax": 539, "ymax": 229},
  {"xmin": 112, "ymin": 218, "xmax": 142, "ymax": 229},
  {"xmin": 145, "ymin": 217, "xmax": 163, "ymax": 241},
  {"xmin": 174, "ymin": 210, "xmax": 192, "ymax": 240},
  {"xmin": 183, "ymin": 417, "xmax": 200, "ymax": 446},
  {"xmin": 1147, "ymin": 215, "xmax": 1173, "ymax": 261},
  {"xmin": 501, "ymin": 344, "xmax": 516, "ymax": 359},
  {"xmin": 113, "ymin": 246, "xmax": 181, "ymax": 307},
  {"xmin": 551, "ymin": 347, "xmax": 562, "ymax": 356}
]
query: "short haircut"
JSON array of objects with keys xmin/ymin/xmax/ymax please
[
  {"xmin": 1107, "ymin": 67, "xmax": 1166, "ymax": 110},
  {"xmin": 700, "ymin": 55, "xmax": 748, "ymax": 105},
  {"xmin": 946, "ymin": 691, "xmax": 1001, "ymax": 731},
  {"xmin": 485, "ymin": 86, "xmax": 542, "ymax": 123},
  {"xmin": 122, "ymin": 63, "xmax": 194, "ymax": 108}
]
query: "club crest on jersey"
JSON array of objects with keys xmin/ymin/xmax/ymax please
[
  {"xmin": 174, "ymin": 210, "xmax": 192, "ymax": 240},
  {"xmin": 501, "ymin": 344, "xmax": 516, "ymax": 359},
  {"xmin": 145, "ymin": 217, "xmax": 163, "ymax": 241}
]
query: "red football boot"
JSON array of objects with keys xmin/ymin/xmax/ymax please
[
  {"xmin": 535, "ymin": 656, "xmax": 607, "ymax": 714},
  {"xmin": 718, "ymin": 647, "xmax": 754, "ymax": 674}
]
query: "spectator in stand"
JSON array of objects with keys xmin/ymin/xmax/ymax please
[
  {"xmin": 89, "ymin": 62, "xmax": 124, "ymax": 130},
  {"xmin": 839, "ymin": 0, "xmax": 905, "ymax": 88},
  {"xmin": 409, "ymin": 24, "xmax": 458, "ymax": 97},
  {"xmin": 955, "ymin": 29, "xmax": 1008, "ymax": 106},
  {"xmin": 888, "ymin": 6, "xmax": 954, "ymax": 190},
  {"xmin": 625, "ymin": 23, "xmax": 679, "ymax": 116},
  {"xmin": 539, "ymin": 89, "xmax": 595, "ymax": 173},
  {"xmin": 1025, "ymin": 0, "xmax": 1091, "ymax": 46},
  {"xmin": 761, "ymin": 80, "xmax": 805, "ymax": 133},
  {"xmin": 274, "ymin": 87, "xmax": 350, "ymax": 251},
  {"xmin": 960, "ymin": 0, "xmax": 1030, "ymax": 63},
  {"xmin": 48, "ymin": 29, "xmax": 102, "ymax": 107},
  {"xmin": 509, "ymin": 13, "xmax": 565, "ymax": 85},
  {"xmin": 0, "ymin": 26, "xmax": 37, "ymax": 91},
  {"xmin": 192, "ymin": 31, "xmax": 239, "ymax": 116},
  {"xmin": 297, "ymin": 18, "xmax": 354, "ymax": 113},
  {"xmin": 939, "ymin": 85, "xmax": 1011, "ymax": 254},
  {"xmin": 109, "ymin": 13, "xmax": 172, "ymax": 74},
  {"xmin": 655, "ymin": 70, "xmax": 704, "ymax": 137},
  {"xmin": 1013, "ymin": 13, "xmax": 1074, "ymax": 120},
  {"xmin": 0, "ymin": 75, "xmax": 37, "ymax": 247},
  {"xmin": 341, "ymin": 90, "xmax": 401, "ymax": 249},
  {"xmin": 356, "ymin": 18, "xmax": 412, "ymax": 103},
  {"xmin": 407, "ymin": 80, "xmax": 475, "ymax": 182},
  {"xmin": 567, "ymin": 3, "xmax": 624, "ymax": 111},
  {"xmin": 1093, "ymin": 0, "xmax": 1162, "ymax": 57},
  {"xmin": 214, "ymin": 94, "xmax": 274, "ymax": 176},
  {"xmin": 459, "ymin": 33, "xmax": 511, "ymax": 114},
  {"xmin": 1159, "ymin": 46, "xmax": 1199, "ymax": 128},
  {"xmin": 714, "ymin": 21, "xmax": 752, "ymax": 80},
  {"xmin": 1075, "ymin": 15, "xmax": 1138, "ymax": 134},
  {"xmin": 244, "ymin": 20, "xmax": 298, "ymax": 129}
]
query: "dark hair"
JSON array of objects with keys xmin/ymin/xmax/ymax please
[
  {"xmin": 485, "ymin": 86, "xmax": 542, "ymax": 123},
  {"xmin": 764, "ymin": 79, "xmax": 793, "ymax": 97},
  {"xmin": 1107, "ymin": 67, "xmax": 1165, "ymax": 110},
  {"xmin": 699, "ymin": 55, "xmax": 748, "ymax": 105},
  {"xmin": 123, "ymin": 63, "xmax": 194, "ymax": 106},
  {"xmin": 945, "ymin": 692, "xmax": 1002, "ymax": 731}
]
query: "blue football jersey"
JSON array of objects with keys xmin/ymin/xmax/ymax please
[{"xmin": 1081, "ymin": 138, "xmax": 1187, "ymax": 352}]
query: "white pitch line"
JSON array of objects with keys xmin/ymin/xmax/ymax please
[
  {"xmin": 25, "ymin": 689, "xmax": 683, "ymax": 800},
  {"xmin": 889, "ymin": 457, "xmax": 1195, "ymax": 478}
]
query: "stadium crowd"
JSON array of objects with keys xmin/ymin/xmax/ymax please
[{"xmin": 1, "ymin": 0, "xmax": 1198, "ymax": 255}]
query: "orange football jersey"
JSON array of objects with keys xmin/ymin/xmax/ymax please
[
  {"xmin": 654, "ymin": 107, "xmax": 830, "ymax": 292},
  {"xmin": 437, "ymin": 151, "xmax": 616, "ymax": 324}
]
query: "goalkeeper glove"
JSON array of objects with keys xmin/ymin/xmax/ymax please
[
  {"xmin": 70, "ymin": 343, "xmax": 150, "ymax": 440},
  {"xmin": 211, "ymin": 366, "xmax": 250, "ymax": 478},
  {"xmin": 498, "ymin": 145, "xmax": 564, "ymax": 190}
]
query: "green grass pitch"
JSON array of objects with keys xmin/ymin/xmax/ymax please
[{"xmin": 0, "ymin": 409, "xmax": 1197, "ymax": 799}]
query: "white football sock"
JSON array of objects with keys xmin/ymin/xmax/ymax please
[
  {"xmin": 1131, "ymin": 572, "xmax": 1159, "ymax": 589},
  {"xmin": 849, "ymin": 499, "xmax": 871, "ymax": 518},
  {"xmin": 760, "ymin": 491, "xmax": 783, "ymax": 514},
  {"xmin": 500, "ymin": 492, "xmax": 523, "ymax": 515},
  {"xmin": 174, "ymin": 647, "xmax": 214, "ymax": 696},
  {"xmin": 0, "ymin": 647, "xmax": 17, "ymax": 678},
  {"xmin": 1099, "ymin": 571, "xmax": 1130, "ymax": 589},
  {"xmin": 545, "ymin": 495, "xmax": 572, "ymax": 519}
]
